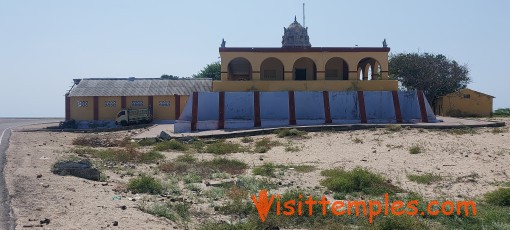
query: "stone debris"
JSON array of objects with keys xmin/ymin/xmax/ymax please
[{"xmin": 52, "ymin": 159, "xmax": 101, "ymax": 181}]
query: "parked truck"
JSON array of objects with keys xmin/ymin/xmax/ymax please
[{"xmin": 115, "ymin": 107, "xmax": 153, "ymax": 126}]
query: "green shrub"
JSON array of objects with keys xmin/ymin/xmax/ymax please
[
  {"xmin": 204, "ymin": 187, "xmax": 226, "ymax": 200},
  {"xmin": 253, "ymin": 137, "xmax": 281, "ymax": 153},
  {"xmin": 160, "ymin": 157, "xmax": 247, "ymax": 176},
  {"xmin": 174, "ymin": 154, "xmax": 197, "ymax": 163},
  {"xmin": 141, "ymin": 201, "xmax": 191, "ymax": 222},
  {"xmin": 219, "ymin": 200, "xmax": 254, "ymax": 216},
  {"xmin": 138, "ymin": 138, "xmax": 158, "ymax": 146},
  {"xmin": 320, "ymin": 167, "xmax": 400, "ymax": 195},
  {"xmin": 448, "ymin": 128, "xmax": 477, "ymax": 135},
  {"xmin": 190, "ymin": 139, "xmax": 206, "ymax": 152},
  {"xmin": 494, "ymin": 108, "xmax": 510, "ymax": 117},
  {"xmin": 241, "ymin": 136, "xmax": 254, "ymax": 143},
  {"xmin": 407, "ymin": 173, "xmax": 443, "ymax": 184},
  {"xmin": 374, "ymin": 215, "xmax": 427, "ymax": 230},
  {"xmin": 289, "ymin": 164, "xmax": 316, "ymax": 173},
  {"xmin": 154, "ymin": 139, "xmax": 188, "ymax": 151},
  {"xmin": 205, "ymin": 141, "xmax": 243, "ymax": 154},
  {"xmin": 128, "ymin": 174, "xmax": 163, "ymax": 194},
  {"xmin": 139, "ymin": 150, "xmax": 165, "ymax": 162},
  {"xmin": 409, "ymin": 145, "xmax": 423, "ymax": 154},
  {"xmin": 352, "ymin": 137, "xmax": 364, "ymax": 144},
  {"xmin": 275, "ymin": 128, "xmax": 306, "ymax": 138},
  {"xmin": 284, "ymin": 145, "xmax": 301, "ymax": 152},
  {"xmin": 185, "ymin": 183, "xmax": 201, "ymax": 192},
  {"xmin": 252, "ymin": 163, "xmax": 279, "ymax": 177},
  {"xmin": 492, "ymin": 127, "xmax": 508, "ymax": 134},
  {"xmin": 485, "ymin": 188, "xmax": 510, "ymax": 206},
  {"xmin": 201, "ymin": 158, "xmax": 248, "ymax": 175},
  {"xmin": 160, "ymin": 161, "xmax": 190, "ymax": 173},
  {"xmin": 92, "ymin": 146, "xmax": 163, "ymax": 163},
  {"xmin": 183, "ymin": 172, "xmax": 202, "ymax": 184},
  {"xmin": 72, "ymin": 136, "xmax": 115, "ymax": 147},
  {"xmin": 236, "ymin": 176, "xmax": 277, "ymax": 193},
  {"xmin": 385, "ymin": 124, "xmax": 402, "ymax": 132}
]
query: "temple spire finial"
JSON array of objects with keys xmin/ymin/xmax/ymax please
[{"xmin": 294, "ymin": 15, "xmax": 297, "ymax": 22}]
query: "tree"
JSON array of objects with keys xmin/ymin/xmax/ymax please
[
  {"xmin": 160, "ymin": 74, "xmax": 181, "ymax": 80},
  {"xmin": 193, "ymin": 61, "xmax": 221, "ymax": 80},
  {"xmin": 389, "ymin": 52, "xmax": 470, "ymax": 106}
]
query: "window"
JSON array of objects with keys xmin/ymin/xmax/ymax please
[
  {"xmin": 263, "ymin": 70, "xmax": 277, "ymax": 80},
  {"xmin": 117, "ymin": 111, "xmax": 125, "ymax": 117},
  {"xmin": 77, "ymin": 101, "xmax": 88, "ymax": 107},
  {"xmin": 325, "ymin": 69, "xmax": 338, "ymax": 80},
  {"xmin": 159, "ymin": 101, "xmax": 170, "ymax": 107},
  {"xmin": 463, "ymin": 94, "xmax": 471, "ymax": 99},
  {"xmin": 131, "ymin": 101, "xmax": 144, "ymax": 107},
  {"xmin": 104, "ymin": 101, "xmax": 117, "ymax": 107}
]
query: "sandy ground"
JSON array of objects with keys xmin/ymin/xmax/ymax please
[
  {"xmin": 4, "ymin": 119, "xmax": 510, "ymax": 229},
  {"xmin": 5, "ymin": 126, "xmax": 175, "ymax": 229}
]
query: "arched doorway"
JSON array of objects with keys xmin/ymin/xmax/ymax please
[
  {"xmin": 293, "ymin": 57, "xmax": 316, "ymax": 81},
  {"xmin": 260, "ymin": 57, "xmax": 284, "ymax": 80},
  {"xmin": 228, "ymin": 58, "xmax": 252, "ymax": 81},
  {"xmin": 325, "ymin": 57, "xmax": 349, "ymax": 80},
  {"xmin": 357, "ymin": 57, "xmax": 381, "ymax": 80}
]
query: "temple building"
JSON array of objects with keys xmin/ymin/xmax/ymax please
[
  {"xmin": 213, "ymin": 17, "xmax": 397, "ymax": 92},
  {"xmin": 66, "ymin": 17, "xmax": 427, "ymax": 127}
]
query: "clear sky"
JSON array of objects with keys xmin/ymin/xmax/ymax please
[{"xmin": 0, "ymin": 0, "xmax": 508, "ymax": 117}]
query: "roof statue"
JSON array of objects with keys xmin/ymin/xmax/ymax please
[
  {"xmin": 221, "ymin": 38, "xmax": 226, "ymax": 48},
  {"xmin": 383, "ymin": 38, "xmax": 388, "ymax": 48},
  {"xmin": 282, "ymin": 16, "xmax": 311, "ymax": 48}
]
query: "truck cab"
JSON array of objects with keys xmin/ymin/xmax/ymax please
[{"xmin": 115, "ymin": 107, "xmax": 153, "ymax": 126}]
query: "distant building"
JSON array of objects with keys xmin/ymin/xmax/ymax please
[
  {"xmin": 435, "ymin": 88, "xmax": 494, "ymax": 117},
  {"xmin": 215, "ymin": 17, "xmax": 397, "ymax": 92},
  {"xmin": 65, "ymin": 78, "xmax": 211, "ymax": 121}
]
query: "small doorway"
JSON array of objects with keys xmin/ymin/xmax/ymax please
[{"xmin": 295, "ymin": 69, "xmax": 306, "ymax": 80}]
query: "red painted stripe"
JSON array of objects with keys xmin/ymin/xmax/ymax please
[
  {"xmin": 174, "ymin": 94, "xmax": 181, "ymax": 120},
  {"xmin": 191, "ymin": 92, "xmax": 199, "ymax": 131},
  {"xmin": 323, "ymin": 91, "xmax": 332, "ymax": 123},
  {"xmin": 121, "ymin": 96, "xmax": 126, "ymax": 108},
  {"xmin": 65, "ymin": 95, "xmax": 70, "ymax": 121},
  {"xmin": 417, "ymin": 90, "xmax": 429, "ymax": 123},
  {"xmin": 218, "ymin": 92, "xmax": 225, "ymax": 129},
  {"xmin": 288, "ymin": 91, "xmax": 296, "ymax": 125},
  {"xmin": 357, "ymin": 91, "xmax": 367, "ymax": 123},
  {"xmin": 93, "ymin": 96, "xmax": 99, "ymax": 120},
  {"xmin": 254, "ymin": 91, "xmax": 261, "ymax": 127},
  {"xmin": 391, "ymin": 91, "xmax": 403, "ymax": 123}
]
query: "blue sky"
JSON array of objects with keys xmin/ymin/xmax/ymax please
[{"xmin": 0, "ymin": 0, "xmax": 508, "ymax": 117}]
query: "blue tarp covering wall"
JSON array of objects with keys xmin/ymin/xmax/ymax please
[{"xmin": 174, "ymin": 90, "xmax": 437, "ymax": 133}]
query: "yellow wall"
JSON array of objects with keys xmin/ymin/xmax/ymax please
[
  {"xmin": 212, "ymin": 80, "xmax": 398, "ymax": 92},
  {"xmin": 125, "ymin": 96, "xmax": 149, "ymax": 109},
  {"xmin": 179, "ymin": 95, "xmax": 189, "ymax": 118},
  {"xmin": 220, "ymin": 50, "xmax": 389, "ymax": 81},
  {"xmin": 153, "ymin": 96, "xmax": 173, "ymax": 120},
  {"xmin": 69, "ymin": 95, "xmax": 191, "ymax": 121},
  {"xmin": 70, "ymin": 96, "xmax": 94, "ymax": 120},
  {"xmin": 98, "ymin": 96, "xmax": 121, "ymax": 120},
  {"xmin": 435, "ymin": 89, "xmax": 493, "ymax": 117}
]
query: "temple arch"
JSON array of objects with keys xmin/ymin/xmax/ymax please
[
  {"xmin": 228, "ymin": 57, "xmax": 252, "ymax": 81},
  {"xmin": 325, "ymin": 57, "xmax": 349, "ymax": 80},
  {"xmin": 357, "ymin": 57, "xmax": 381, "ymax": 80},
  {"xmin": 260, "ymin": 57, "xmax": 284, "ymax": 80},
  {"xmin": 293, "ymin": 57, "xmax": 316, "ymax": 80}
]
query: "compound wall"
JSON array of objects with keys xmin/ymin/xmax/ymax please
[{"xmin": 174, "ymin": 90, "xmax": 437, "ymax": 133}]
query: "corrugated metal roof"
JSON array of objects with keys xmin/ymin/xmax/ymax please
[{"xmin": 68, "ymin": 78, "xmax": 212, "ymax": 97}]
